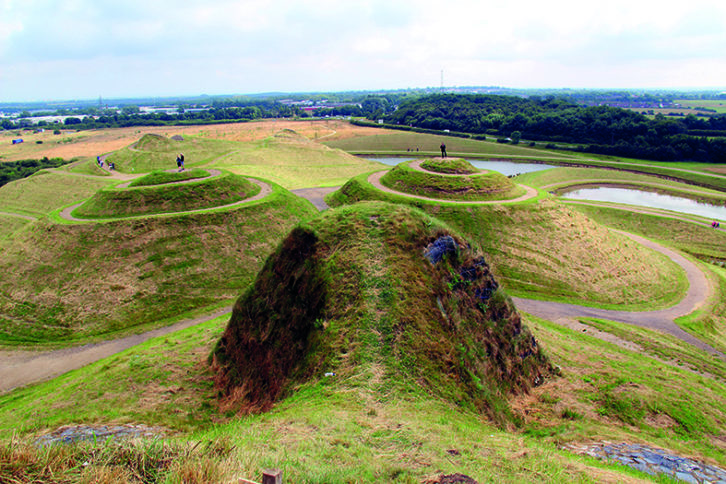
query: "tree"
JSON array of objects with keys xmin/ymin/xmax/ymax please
[{"xmin": 510, "ymin": 131, "xmax": 521, "ymax": 144}]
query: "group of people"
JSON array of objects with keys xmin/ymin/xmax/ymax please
[
  {"xmin": 712, "ymin": 221, "xmax": 721, "ymax": 228},
  {"xmin": 176, "ymin": 153, "xmax": 185, "ymax": 171},
  {"xmin": 96, "ymin": 156, "xmax": 114, "ymax": 170}
]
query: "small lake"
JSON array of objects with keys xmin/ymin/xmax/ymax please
[
  {"xmin": 360, "ymin": 156, "xmax": 555, "ymax": 176},
  {"xmin": 562, "ymin": 186, "xmax": 726, "ymax": 222}
]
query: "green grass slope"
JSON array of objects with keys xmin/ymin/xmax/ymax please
[
  {"xmin": 420, "ymin": 157, "xmax": 479, "ymax": 174},
  {"xmin": 0, "ymin": 171, "xmax": 110, "ymax": 217},
  {"xmin": 107, "ymin": 134, "xmax": 237, "ymax": 173},
  {"xmin": 328, "ymin": 174, "xmax": 688, "ymax": 310},
  {"xmin": 127, "ymin": 168, "xmax": 210, "ymax": 187},
  {"xmin": 0, "ymin": 185, "xmax": 317, "ymax": 346},
  {"xmin": 73, "ymin": 172, "xmax": 259, "ymax": 219},
  {"xmin": 211, "ymin": 130, "xmax": 384, "ymax": 189},
  {"xmin": 324, "ymin": 132, "xmax": 579, "ymax": 160},
  {"xmin": 1, "ymin": 272, "xmax": 723, "ymax": 482},
  {"xmin": 212, "ymin": 202, "xmax": 551, "ymax": 423},
  {"xmin": 380, "ymin": 161, "xmax": 524, "ymax": 201}
]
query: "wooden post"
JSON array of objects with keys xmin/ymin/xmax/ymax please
[{"xmin": 262, "ymin": 469, "xmax": 282, "ymax": 484}]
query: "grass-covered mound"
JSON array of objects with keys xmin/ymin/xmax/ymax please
[
  {"xmin": 0, "ymin": 185, "xmax": 317, "ymax": 345},
  {"xmin": 73, "ymin": 172, "xmax": 260, "ymax": 219},
  {"xmin": 380, "ymin": 162, "xmax": 524, "ymax": 201},
  {"xmin": 108, "ymin": 134, "xmax": 237, "ymax": 173},
  {"xmin": 328, "ymin": 174, "xmax": 688, "ymax": 310},
  {"xmin": 420, "ymin": 157, "xmax": 479, "ymax": 174},
  {"xmin": 127, "ymin": 168, "xmax": 210, "ymax": 187},
  {"xmin": 211, "ymin": 202, "xmax": 551, "ymax": 422}
]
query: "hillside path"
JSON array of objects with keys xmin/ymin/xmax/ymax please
[
  {"xmin": 363, "ymin": 165, "xmax": 723, "ymax": 356},
  {"xmin": 514, "ymin": 230, "xmax": 723, "ymax": 357},
  {"xmin": 0, "ymin": 306, "xmax": 232, "ymax": 395},
  {"xmin": 58, "ymin": 177, "xmax": 272, "ymax": 223},
  {"xmin": 367, "ymin": 170, "xmax": 538, "ymax": 204}
]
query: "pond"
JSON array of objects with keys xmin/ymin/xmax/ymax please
[
  {"xmin": 359, "ymin": 156, "xmax": 555, "ymax": 176},
  {"xmin": 561, "ymin": 186, "xmax": 726, "ymax": 222}
]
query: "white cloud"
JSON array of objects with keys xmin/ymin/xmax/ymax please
[{"xmin": 1, "ymin": 0, "xmax": 725, "ymax": 100}]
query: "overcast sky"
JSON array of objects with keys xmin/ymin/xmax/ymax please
[{"xmin": 2, "ymin": 0, "xmax": 725, "ymax": 102}]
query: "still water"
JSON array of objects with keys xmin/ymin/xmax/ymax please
[
  {"xmin": 562, "ymin": 186, "xmax": 726, "ymax": 222},
  {"xmin": 360, "ymin": 156, "xmax": 554, "ymax": 176}
]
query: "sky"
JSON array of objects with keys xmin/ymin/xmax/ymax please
[{"xmin": 2, "ymin": 0, "xmax": 726, "ymax": 102}]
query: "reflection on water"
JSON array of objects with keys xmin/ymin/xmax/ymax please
[
  {"xmin": 359, "ymin": 156, "xmax": 554, "ymax": 176},
  {"xmin": 562, "ymin": 186, "xmax": 726, "ymax": 222}
]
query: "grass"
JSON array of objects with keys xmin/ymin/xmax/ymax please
[
  {"xmin": 675, "ymin": 99, "xmax": 726, "ymax": 114},
  {"xmin": 107, "ymin": 134, "xmax": 238, "ymax": 173},
  {"xmin": 0, "ymin": 214, "xmax": 31, "ymax": 241},
  {"xmin": 380, "ymin": 162, "xmax": 524, "ymax": 201},
  {"xmin": 210, "ymin": 130, "xmax": 384, "ymax": 189},
  {"xmin": 329, "ymin": 174, "xmax": 689, "ymax": 310},
  {"xmin": 127, "ymin": 168, "xmax": 210, "ymax": 187},
  {"xmin": 65, "ymin": 158, "xmax": 111, "ymax": 176},
  {"xmin": 517, "ymin": 166, "xmax": 726, "ymax": 203},
  {"xmin": 568, "ymin": 204, "xmax": 726, "ymax": 264},
  {"xmin": 1, "ymin": 289, "xmax": 724, "ymax": 482},
  {"xmin": 74, "ymin": 172, "xmax": 258, "ymax": 219},
  {"xmin": 420, "ymin": 158, "xmax": 479, "ymax": 174},
  {"xmin": 325, "ymin": 132, "xmax": 580, "ymax": 160},
  {"xmin": 0, "ymin": 185, "xmax": 317, "ymax": 346},
  {"xmin": 0, "ymin": 170, "xmax": 111, "ymax": 217},
  {"xmin": 567, "ymin": 203, "xmax": 726, "ymax": 352}
]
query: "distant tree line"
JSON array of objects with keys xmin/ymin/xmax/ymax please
[
  {"xmin": 0, "ymin": 100, "xmax": 304, "ymax": 131},
  {"xmin": 381, "ymin": 94, "xmax": 726, "ymax": 162},
  {"xmin": 0, "ymin": 157, "xmax": 69, "ymax": 187}
]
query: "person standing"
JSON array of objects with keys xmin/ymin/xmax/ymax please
[{"xmin": 440, "ymin": 142, "xmax": 447, "ymax": 158}]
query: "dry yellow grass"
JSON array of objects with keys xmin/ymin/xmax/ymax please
[{"xmin": 0, "ymin": 120, "xmax": 390, "ymax": 162}]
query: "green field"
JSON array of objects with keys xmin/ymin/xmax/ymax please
[
  {"xmin": 325, "ymin": 132, "xmax": 580, "ymax": 160},
  {"xmin": 0, "ymin": 171, "xmax": 111, "ymax": 217},
  {"xmin": 1, "ymin": 121, "xmax": 725, "ymax": 483},
  {"xmin": 107, "ymin": 134, "xmax": 238, "ymax": 173},
  {"xmin": 329, "ymin": 173, "xmax": 689, "ymax": 310},
  {"xmin": 211, "ymin": 130, "xmax": 384, "ymax": 189},
  {"xmin": 675, "ymin": 99, "xmax": 726, "ymax": 114}
]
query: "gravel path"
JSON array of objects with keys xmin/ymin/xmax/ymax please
[
  {"xmin": 365, "ymin": 164, "xmax": 722, "ymax": 357},
  {"xmin": 0, "ymin": 211, "xmax": 37, "ymax": 221},
  {"xmin": 290, "ymin": 186, "xmax": 341, "ymax": 210},
  {"xmin": 0, "ymin": 306, "xmax": 232, "ymax": 394},
  {"xmin": 514, "ymin": 230, "xmax": 723, "ymax": 357}
]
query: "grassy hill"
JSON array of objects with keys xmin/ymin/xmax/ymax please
[
  {"xmin": 212, "ymin": 202, "xmax": 551, "ymax": 422},
  {"xmin": 380, "ymin": 160, "xmax": 524, "ymax": 201},
  {"xmin": 73, "ymin": 172, "xmax": 260, "ymax": 219},
  {"xmin": 211, "ymin": 130, "xmax": 386, "ymax": 189},
  {"xmin": 329, "ymin": 174, "xmax": 688, "ymax": 310},
  {"xmin": 107, "ymin": 134, "xmax": 238, "ymax": 173},
  {"xmin": 0, "ymin": 185, "xmax": 317, "ymax": 346}
]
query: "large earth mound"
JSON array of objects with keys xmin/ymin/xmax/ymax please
[
  {"xmin": 211, "ymin": 202, "xmax": 551, "ymax": 422},
  {"xmin": 380, "ymin": 161, "xmax": 524, "ymax": 201},
  {"xmin": 134, "ymin": 133, "xmax": 179, "ymax": 151}
]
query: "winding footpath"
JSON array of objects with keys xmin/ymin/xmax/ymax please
[
  {"xmin": 0, "ymin": 164, "xmax": 275, "ymax": 394},
  {"xmin": 58, "ymin": 170, "xmax": 272, "ymax": 223},
  {"xmin": 1, "ymin": 160, "xmax": 722, "ymax": 395},
  {"xmin": 362, "ymin": 160, "xmax": 724, "ymax": 358}
]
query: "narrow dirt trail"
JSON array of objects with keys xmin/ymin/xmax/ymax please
[
  {"xmin": 367, "ymin": 170, "xmax": 539, "ymax": 204},
  {"xmin": 0, "ymin": 307, "xmax": 232, "ymax": 394},
  {"xmin": 362, "ymin": 164, "xmax": 723, "ymax": 357},
  {"xmin": 513, "ymin": 230, "xmax": 723, "ymax": 357},
  {"xmin": 58, "ymin": 177, "xmax": 272, "ymax": 223}
]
